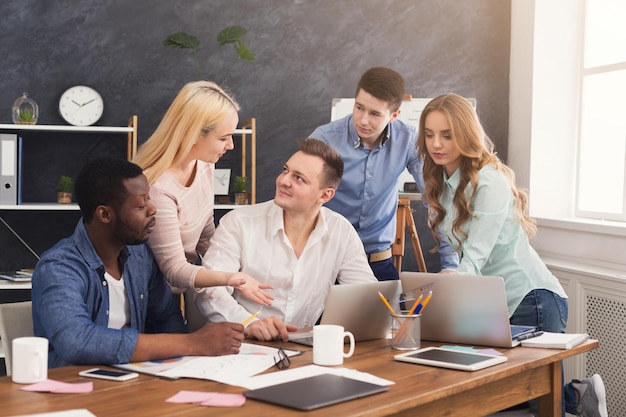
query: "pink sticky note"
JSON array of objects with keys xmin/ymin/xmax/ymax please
[
  {"xmin": 166, "ymin": 391, "xmax": 245, "ymax": 407},
  {"xmin": 20, "ymin": 379, "xmax": 93, "ymax": 393},
  {"xmin": 199, "ymin": 393, "xmax": 246, "ymax": 407},
  {"xmin": 166, "ymin": 390, "xmax": 215, "ymax": 404}
]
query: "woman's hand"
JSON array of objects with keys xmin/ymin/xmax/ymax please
[{"xmin": 228, "ymin": 272, "xmax": 274, "ymax": 306}]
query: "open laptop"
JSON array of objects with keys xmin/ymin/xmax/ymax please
[
  {"xmin": 399, "ymin": 272, "xmax": 535, "ymax": 348},
  {"xmin": 289, "ymin": 280, "xmax": 401, "ymax": 346}
]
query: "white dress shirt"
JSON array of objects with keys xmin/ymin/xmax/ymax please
[{"xmin": 196, "ymin": 200, "xmax": 377, "ymax": 327}]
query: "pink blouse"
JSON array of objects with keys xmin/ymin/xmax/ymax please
[{"xmin": 146, "ymin": 161, "xmax": 215, "ymax": 293}]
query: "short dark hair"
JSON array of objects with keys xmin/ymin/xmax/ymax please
[
  {"xmin": 298, "ymin": 138, "xmax": 344, "ymax": 189},
  {"xmin": 75, "ymin": 157, "xmax": 144, "ymax": 223},
  {"xmin": 356, "ymin": 67, "xmax": 405, "ymax": 112}
]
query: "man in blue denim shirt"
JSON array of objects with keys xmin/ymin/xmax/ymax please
[
  {"xmin": 32, "ymin": 158, "xmax": 244, "ymax": 368},
  {"xmin": 310, "ymin": 67, "xmax": 459, "ymax": 280}
]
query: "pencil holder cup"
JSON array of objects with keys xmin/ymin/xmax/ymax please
[{"xmin": 390, "ymin": 311, "xmax": 421, "ymax": 350}]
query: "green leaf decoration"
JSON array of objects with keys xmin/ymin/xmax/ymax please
[
  {"xmin": 163, "ymin": 32, "xmax": 200, "ymax": 50},
  {"xmin": 217, "ymin": 25, "xmax": 248, "ymax": 45},
  {"xmin": 234, "ymin": 40, "xmax": 255, "ymax": 61},
  {"xmin": 164, "ymin": 25, "xmax": 254, "ymax": 83}
]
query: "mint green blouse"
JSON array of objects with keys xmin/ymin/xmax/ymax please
[{"xmin": 439, "ymin": 164, "xmax": 567, "ymax": 316}]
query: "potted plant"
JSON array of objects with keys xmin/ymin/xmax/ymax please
[
  {"xmin": 16, "ymin": 108, "xmax": 36, "ymax": 124},
  {"xmin": 12, "ymin": 92, "xmax": 39, "ymax": 125},
  {"xmin": 233, "ymin": 176, "xmax": 249, "ymax": 205},
  {"xmin": 163, "ymin": 25, "xmax": 255, "ymax": 84},
  {"xmin": 57, "ymin": 175, "xmax": 73, "ymax": 204}
]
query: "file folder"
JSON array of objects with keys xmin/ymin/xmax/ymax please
[{"xmin": 0, "ymin": 134, "xmax": 18, "ymax": 205}]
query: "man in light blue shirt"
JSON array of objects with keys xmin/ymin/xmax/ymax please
[{"xmin": 310, "ymin": 67, "xmax": 458, "ymax": 280}]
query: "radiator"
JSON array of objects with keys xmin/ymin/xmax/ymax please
[{"xmin": 545, "ymin": 258, "xmax": 626, "ymax": 417}]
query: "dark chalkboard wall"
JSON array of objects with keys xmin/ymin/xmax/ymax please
[{"xmin": 0, "ymin": 0, "xmax": 511, "ymax": 272}]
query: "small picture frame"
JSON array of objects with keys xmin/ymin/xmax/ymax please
[{"xmin": 214, "ymin": 169, "xmax": 231, "ymax": 195}]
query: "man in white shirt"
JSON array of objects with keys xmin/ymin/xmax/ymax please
[{"xmin": 195, "ymin": 138, "xmax": 377, "ymax": 341}]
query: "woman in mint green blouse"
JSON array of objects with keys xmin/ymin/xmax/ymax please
[
  {"xmin": 416, "ymin": 94, "xmax": 610, "ymax": 416},
  {"xmin": 416, "ymin": 93, "xmax": 567, "ymax": 331}
]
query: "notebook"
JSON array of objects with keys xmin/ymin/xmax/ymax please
[
  {"xmin": 288, "ymin": 280, "xmax": 401, "ymax": 346},
  {"xmin": 399, "ymin": 272, "xmax": 528, "ymax": 348},
  {"xmin": 243, "ymin": 373, "xmax": 388, "ymax": 411},
  {"xmin": 520, "ymin": 332, "xmax": 589, "ymax": 349}
]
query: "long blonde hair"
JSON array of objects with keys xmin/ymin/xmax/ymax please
[
  {"xmin": 133, "ymin": 81, "xmax": 239, "ymax": 183},
  {"xmin": 416, "ymin": 93, "xmax": 536, "ymax": 250}
]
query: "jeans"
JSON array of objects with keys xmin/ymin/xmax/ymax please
[
  {"xmin": 510, "ymin": 289, "xmax": 576, "ymax": 417},
  {"xmin": 369, "ymin": 258, "xmax": 399, "ymax": 281},
  {"xmin": 510, "ymin": 289, "xmax": 568, "ymax": 333}
]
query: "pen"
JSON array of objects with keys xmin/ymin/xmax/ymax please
[
  {"xmin": 514, "ymin": 330, "xmax": 544, "ymax": 341},
  {"xmin": 242, "ymin": 311, "xmax": 260, "ymax": 326},
  {"xmin": 377, "ymin": 291, "xmax": 396, "ymax": 315},
  {"xmin": 408, "ymin": 294, "xmax": 424, "ymax": 315},
  {"xmin": 414, "ymin": 291, "xmax": 432, "ymax": 314}
]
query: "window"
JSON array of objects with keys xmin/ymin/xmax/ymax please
[{"xmin": 576, "ymin": 0, "xmax": 626, "ymax": 221}]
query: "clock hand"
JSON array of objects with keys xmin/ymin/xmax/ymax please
[
  {"xmin": 81, "ymin": 99, "xmax": 96, "ymax": 106},
  {"xmin": 72, "ymin": 100, "xmax": 81, "ymax": 107}
]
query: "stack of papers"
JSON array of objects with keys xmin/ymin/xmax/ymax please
[
  {"xmin": 520, "ymin": 332, "xmax": 589, "ymax": 349},
  {"xmin": 115, "ymin": 343, "xmax": 301, "ymax": 386},
  {"xmin": 0, "ymin": 271, "xmax": 32, "ymax": 282}
]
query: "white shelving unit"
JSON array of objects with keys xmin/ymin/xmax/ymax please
[
  {"xmin": 0, "ymin": 116, "xmax": 137, "ymax": 210},
  {"xmin": 0, "ymin": 115, "xmax": 137, "ymax": 160},
  {"xmin": 215, "ymin": 117, "xmax": 257, "ymax": 209},
  {"xmin": 0, "ymin": 203, "xmax": 79, "ymax": 210}
]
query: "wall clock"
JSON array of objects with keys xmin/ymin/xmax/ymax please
[{"xmin": 58, "ymin": 85, "xmax": 104, "ymax": 126}]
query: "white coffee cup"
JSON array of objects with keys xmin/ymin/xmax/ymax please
[
  {"xmin": 313, "ymin": 324, "xmax": 355, "ymax": 366},
  {"xmin": 12, "ymin": 337, "xmax": 48, "ymax": 384}
]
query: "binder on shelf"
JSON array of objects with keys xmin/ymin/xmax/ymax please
[{"xmin": 0, "ymin": 133, "xmax": 18, "ymax": 205}]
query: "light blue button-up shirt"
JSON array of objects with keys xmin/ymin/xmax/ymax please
[
  {"xmin": 311, "ymin": 115, "xmax": 458, "ymax": 270},
  {"xmin": 32, "ymin": 220, "xmax": 187, "ymax": 368},
  {"xmin": 440, "ymin": 164, "xmax": 567, "ymax": 316}
]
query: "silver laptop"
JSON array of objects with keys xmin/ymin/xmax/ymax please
[
  {"xmin": 400, "ymin": 272, "xmax": 528, "ymax": 348},
  {"xmin": 289, "ymin": 280, "xmax": 401, "ymax": 345}
]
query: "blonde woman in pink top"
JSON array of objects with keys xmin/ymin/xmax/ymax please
[{"xmin": 134, "ymin": 81, "xmax": 272, "ymax": 306}]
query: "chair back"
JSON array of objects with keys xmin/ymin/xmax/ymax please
[{"xmin": 0, "ymin": 301, "xmax": 34, "ymax": 376}]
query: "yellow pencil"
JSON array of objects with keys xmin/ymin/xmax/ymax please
[
  {"xmin": 242, "ymin": 311, "xmax": 260, "ymax": 326},
  {"xmin": 416, "ymin": 291, "xmax": 433, "ymax": 314},
  {"xmin": 408, "ymin": 294, "xmax": 424, "ymax": 315},
  {"xmin": 377, "ymin": 291, "xmax": 396, "ymax": 315}
]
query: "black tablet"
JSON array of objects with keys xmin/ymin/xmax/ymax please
[
  {"xmin": 394, "ymin": 347, "xmax": 507, "ymax": 371},
  {"xmin": 243, "ymin": 373, "xmax": 388, "ymax": 410}
]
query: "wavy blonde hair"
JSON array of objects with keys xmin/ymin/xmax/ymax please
[
  {"xmin": 416, "ymin": 93, "xmax": 536, "ymax": 250},
  {"xmin": 133, "ymin": 81, "xmax": 239, "ymax": 184}
]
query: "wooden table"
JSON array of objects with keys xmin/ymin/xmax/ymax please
[{"xmin": 0, "ymin": 338, "xmax": 598, "ymax": 417}]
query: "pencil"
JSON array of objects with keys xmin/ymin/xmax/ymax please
[
  {"xmin": 241, "ymin": 311, "xmax": 260, "ymax": 326},
  {"xmin": 408, "ymin": 294, "xmax": 424, "ymax": 315},
  {"xmin": 415, "ymin": 291, "xmax": 433, "ymax": 314},
  {"xmin": 377, "ymin": 291, "xmax": 396, "ymax": 315}
]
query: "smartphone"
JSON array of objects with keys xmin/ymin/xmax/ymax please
[{"xmin": 79, "ymin": 368, "xmax": 139, "ymax": 381}]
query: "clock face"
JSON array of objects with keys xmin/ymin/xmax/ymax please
[{"xmin": 58, "ymin": 85, "xmax": 104, "ymax": 126}]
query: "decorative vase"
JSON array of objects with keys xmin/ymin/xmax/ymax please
[
  {"xmin": 57, "ymin": 192, "xmax": 72, "ymax": 204},
  {"xmin": 12, "ymin": 92, "xmax": 39, "ymax": 125},
  {"xmin": 234, "ymin": 192, "xmax": 249, "ymax": 205}
]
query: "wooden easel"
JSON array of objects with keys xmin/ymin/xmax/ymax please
[{"xmin": 392, "ymin": 197, "xmax": 427, "ymax": 272}]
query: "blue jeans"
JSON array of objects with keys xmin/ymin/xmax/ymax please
[
  {"xmin": 510, "ymin": 289, "xmax": 577, "ymax": 417},
  {"xmin": 510, "ymin": 289, "xmax": 568, "ymax": 332},
  {"xmin": 369, "ymin": 258, "xmax": 399, "ymax": 281}
]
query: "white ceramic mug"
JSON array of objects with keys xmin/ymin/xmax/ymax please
[
  {"xmin": 12, "ymin": 337, "xmax": 48, "ymax": 384},
  {"xmin": 313, "ymin": 324, "xmax": 355, "ymax": 366}
]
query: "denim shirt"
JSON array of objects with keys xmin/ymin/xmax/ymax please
[
  {"xmin": 32, "ymin": 220, "xmax": 187, "ymax": 368},
  {"xmin": 311, "ymin": 115, "xmax": 459, "ymax": 270}
]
